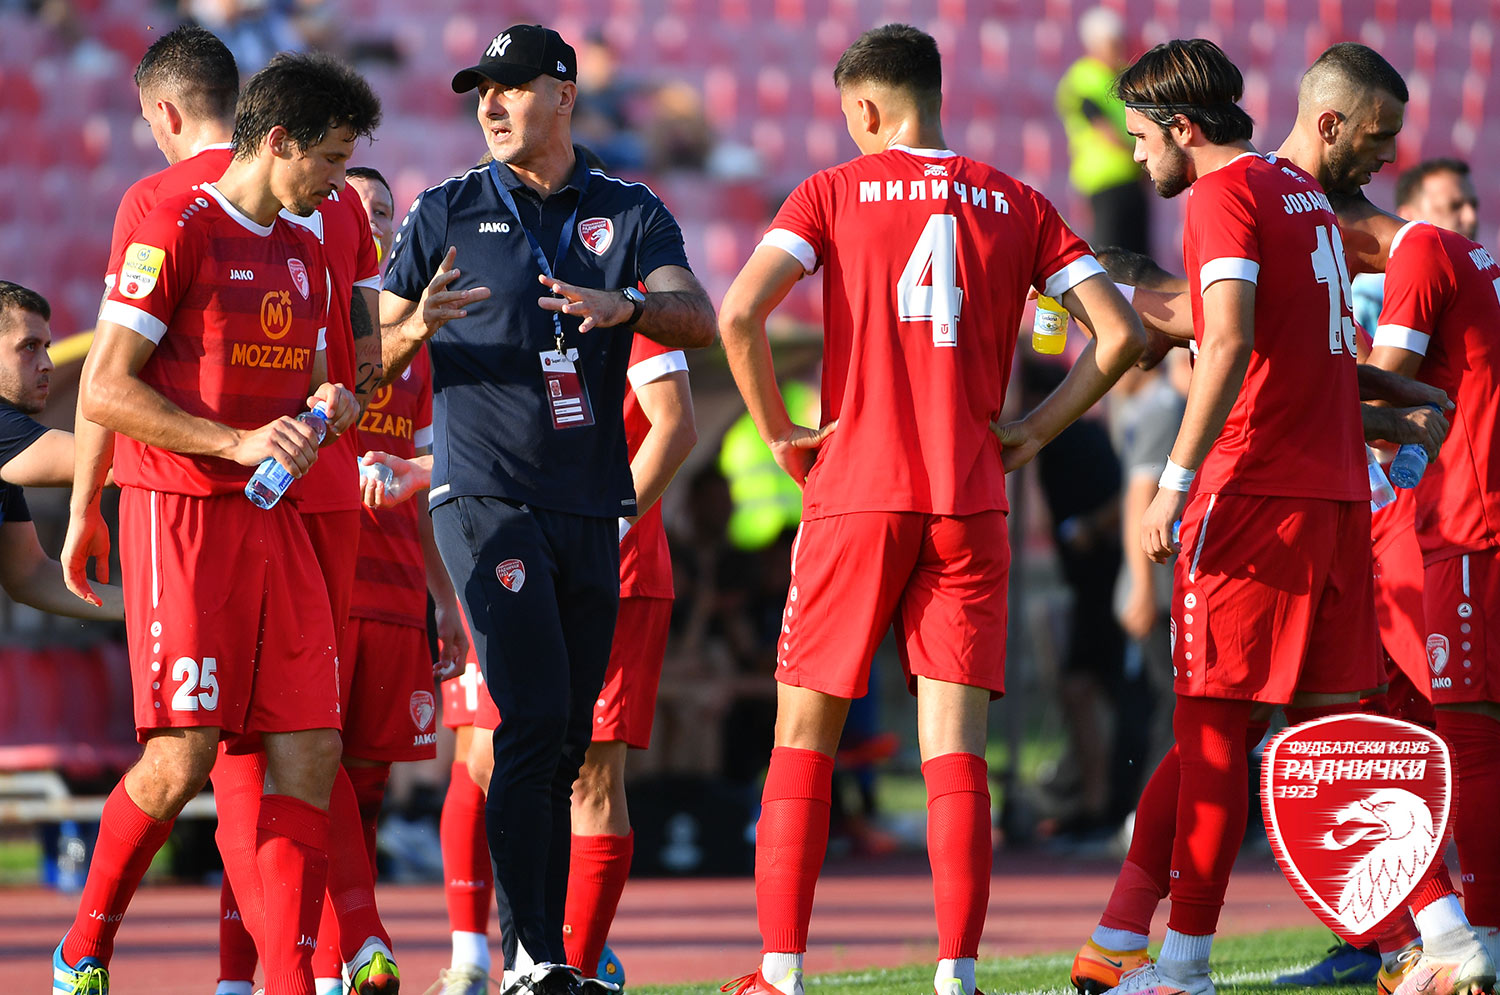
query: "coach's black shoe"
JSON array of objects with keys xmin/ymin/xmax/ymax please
[{"xmin": 502, "ymin": 964, "xmax": 592, "ymax": 995}]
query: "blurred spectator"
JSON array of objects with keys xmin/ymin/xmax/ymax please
[
  {"xmin": 572, "ymin": 30, "xmax": 648, "ymax": 170},
  {"xmin": 1021, "ymin": 357, "xmax": 1127, "ymax": 840},
  {"xmin": 1055, "ymin": 7, "xmax": 1151, "ymax": 254},
  {"xmin": 644, "ymin": 80, "xmax": 716, "ymax": 174},
  {"xmin": 718, "ymin": 379, "xmax": 818, "ymax": 551},
  {"xmin": 181, "ymin": 0, "xmax": 307, "ymax": 73}
]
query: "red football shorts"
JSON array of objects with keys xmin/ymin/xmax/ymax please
[
  {"xmin": 1371, "ymin": 490, "xmax": 1429, "ymax": 698},
  {"xmin": 1422, "ymin": 549, "xmax": 1500, "ymax": 705},
  {"xmin": 776, "ymin": 510, "xmax": 1010, "ymax": 699},
  {"xmin": 341, "ymin": 617, "xmax": 439, "ymax": 762},
  {"xmin": 593, "ymin": 596, "xmax": 672, "ymax": 749},
  {"xmin": 1172, "ymin": 492, "xmax": 1379, "ymax": 703},
  {"xmin": 301, "ymin": 509, "xmax": 361, "ymax": 666},
  {"xmin": 120, "ymin": 488, "xmax": 340, "ymax": 740}
]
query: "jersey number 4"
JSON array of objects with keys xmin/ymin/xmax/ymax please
[
  {"xmin": 171, "ymin": 656, "xmax": 220, "ymax": 712},
  {"xmin": 1310, "ymin": 223, "xmax": 1358, "ymax": 355},
  {"xmin": 898, "ymin": 215, "xmax": 964, "ymax": 347}
]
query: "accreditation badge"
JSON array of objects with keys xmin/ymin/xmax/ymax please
[{"xmin": 539, "ymin": 348, "xmax": 595, "ymax": 430}]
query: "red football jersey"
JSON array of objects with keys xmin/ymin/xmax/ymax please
[
  {"xmin": 1182, "ymin": 153, "xmax": 1364, "ymax": 501},
  {"xmin": 620, "ymin": 335, "xmax": 685, "ymax": 599},
  {"xmin": 1374, "ymin": 220, "xmax": 1500, "ymax": 563},
  {"xmin": 762, "ymin": 146, "xmax": 1102, "ymax": 518},
  {"xmin": 351, "ymin": 346, "xmax": 433, "ymax": 628},
  {"xmin": 105, "ymin": 144, "xmax": 234, "ymax": 290},
  {"xmin": 100, "ymin": 184, "xmax": 328, "ymax": 496},
  {"xmin": 283, "ymin": 187, "xmax": 383, "ymax": 514}
]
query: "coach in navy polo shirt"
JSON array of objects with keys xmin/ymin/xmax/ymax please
[{"xmin": 379, "ymin": 23, "xmax": 715, "ymax": 990}]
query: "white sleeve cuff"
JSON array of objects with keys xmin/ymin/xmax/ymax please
[
  {"xmin": 1373, "ymin": 324, "xmax": 1432, "ymax": 355},
  {"xmin": 1042, "ymin": 255, "xmax": 1106, "ymax": 298},
  {"xmin": 760, "ymin": 228, "xmax": 818, "ymax": 273},
  {"xmin": 317, "ymin": 327, "xmax": 327, "ymax": 350},
  {"xmin": 1115, "ymin": 282, "xmax": 1136, "ymax": 304},
  {"xmin": 1200, "ymin": 257, "xmax": 1259, "ymax": 290},
  {"xmin": 99, "ymin": 299, "xmax": 167, "ymax": 344},
  {"xmin": 627, "ymin": 350, "xmax": 689, "ymax": 389},
  {"xmin": 414, "ymin": 425, "xmax": 433, "ymax": 448},
  {"xmin": 354, "ymin": 274, "xmax": 383, "ymax": 292}
]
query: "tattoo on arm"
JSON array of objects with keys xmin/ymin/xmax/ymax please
[
  {"xmin": 350, "ymin": 287, "xmax": 384, "ymax": 406},
  {"xmin": 350, "ymin": 287, "xmax": 376, "ymax": 340}
]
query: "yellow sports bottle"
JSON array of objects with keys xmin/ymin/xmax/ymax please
[{"xmin": 1032, "ymin": 295, "xmax": 1068, "ymax": 355}]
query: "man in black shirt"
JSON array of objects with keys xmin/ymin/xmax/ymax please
[
  {"xmin": 0, "ymin": 281, "xmax": 123, "ymax": 619},
  {"xmin": 378, "ymin": 24, "xmax": 715, "ymax": 993}
]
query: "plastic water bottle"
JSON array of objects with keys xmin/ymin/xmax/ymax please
[
  {"xmin": 359, "ymin": 460, "xmax": 405, "ymax": 501},
  {"xmin": 244, "ymin": 402, "xmax": 330, "ymax": 509},
  {"xmin": 1367, "ymin": 445, "xmax": 1397, "ymax": 512},
  {"xmin": 1387, "ymin": 404, "xmax": 1441, "ymax": 489},
  {"xmin": 1032, "ymin": 295, "xmax": 1068, "ymax": 355}
]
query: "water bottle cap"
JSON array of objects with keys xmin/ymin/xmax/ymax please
[{"xmin": 310, "ymin": 401, "xmax": 331, "ymax": 419}]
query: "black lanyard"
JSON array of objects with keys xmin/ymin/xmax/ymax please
[{"xmin": 488, "ymin": 160, "xmax": 588, "ymax": 354}]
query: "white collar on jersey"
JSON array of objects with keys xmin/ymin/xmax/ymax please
[
  {"xmin": 1228, "ymin": 150, "xmax": 1266, "ymax": 167},
  {"xmin": 200, "ymin": 182, "xmax": 275, "ymax": 237},
  {"xmin": 1390, "ymin": 219, "xmax": 1428, "ymax": 257},
  {"xmin": 888, "ymin": 144, "xmax": 957, "ymax": 158},
  {"xmin": 196, "ymin": 142, "xmax": 233, "ymax": 153}
]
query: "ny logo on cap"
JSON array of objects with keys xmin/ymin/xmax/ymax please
[{"xmin": 487, "ymin": 32, "xmax": 513, "ymax": 58}]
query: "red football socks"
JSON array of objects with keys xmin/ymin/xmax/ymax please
[
  {"xmin": 924, "ymin": 752, "xmax": 992, "ymax": 959},
  {"xmin": 1167, "ymin": 696, "xmax": 1257, "ymax": 937},
  {"xmin": 441, "ymin": 762, "xmax": 493, "ymax": 935},
  {"xmin": 1437, "ymin": 710, "xmax": 1500, "ymax": 926},
  {"xmin": 256, "ymin": 794, "xmax": 330, "ymax": 995},
  {"xmin": 1101, "ymin": 746, "xmax": 1180, "ymax": 935},
  {"xmin": 343, "ymin": 763, "xmax": 390, "ymax": 876},
  {"xmin": 219, "ymin": 875, "xmax": 261, "ymax": 984},
  {"xmin": 755, "ymin": 746, "xmax": 834, "ymax": 954},
  {"xmin": 63, "ymin": 782, "xmax": 175, "ymax": 964},
  {"xmin": 564, "ymin": 831, "xmax": 635, "ymax": 975},
  {"xmin": 324, "ymin": 766, "xmax": 392, "ymax": 961}
]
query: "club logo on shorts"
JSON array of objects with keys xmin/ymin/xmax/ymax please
[
  {"xmin": 578, "ymin": 218, "xmax": 614, "ymax": 255},
  {"xmin": 1261, "ymin": 713, "xmax": 1450, "ymax": 945},
  {"xmin": 286, "ymin": 257, "xmax": 310, "ymax": 299},
  {"xmin": 1427, "ymin": 634, "xmax": 1450, "ymax": 675},
  {"xmin": 409, "ymin": 690, "xmax": 435, "ymax": 731},
  {"xmin": 119, "ymin": 242, "xmax": 165, "ymax": 299},
  {"xmin": 496, "ymin": 558, "xmax": 526, "ymax": 593}
]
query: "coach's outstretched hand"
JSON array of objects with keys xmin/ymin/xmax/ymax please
[
  {"xmin": 416, "ymin": 247, "xmax": 491, "ymax": 340},
  {"xmin": 537, "ymin": 273, "xmax": 631, "ymax": 332},
  {"xmin": 769, "ymin": 421, "xmax": 838, "ymax": 486}
]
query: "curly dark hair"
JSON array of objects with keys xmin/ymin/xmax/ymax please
[
  {"xmin": 1116, "ymin": 38, "xmax": 1254, "ymax": 144},
  {"xmin": 233, "ymin": 52, "xmax": 382, "ymax": 161}
]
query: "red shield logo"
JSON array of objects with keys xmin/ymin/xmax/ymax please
[
  {"xmin": 287, "ymin": 257, "xmax": 310, "ymax": 299},
  {"xmin": 496, "ymin": 558, "xmax": 526, "ymax": 593},
  {"xmin": 578, "ymin": 217, "xmax": 614, "ymax": 255},
  {"xmin": 1262, "ymin": 713, "xmax": 1450, "ymax": 945},
  {"xmin": 408, "ymin": 690, "xmax": 435, "ymax": 731}
]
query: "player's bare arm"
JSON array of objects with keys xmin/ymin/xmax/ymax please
[
  {"xmin": 627, "ymin": 369, "xmax": 697, "ymax": 523},
  {"xmin": 419, "ymin": 492, "xmax": 467, "ymax": 680},
  {"xmin": 1362, "ymin": 344, "xmax": 1451, "ymax": 457},
  {"xmin": 1141, "ymin": 278, "xmax": 1256, "ymax": 562},
  {"xmin": 537, "ymin": 264, "xmax": 716, "ymax": 347},
  {"xmin": 350, "ymin": 285, "xmax": 383, "ymax": 408},
  {"xmin": 720, "ymin": 244, "xmax": 837, "ymax": 486},
  {"xmin": 0, "ymin": 428, "xmax": 74, "ymax": 487},
  {"xmin": 1, "ymin": 520, "xmax": 124, "ymax": 620},
  {"xmin": 994, "ymin": 273, "xmax": 1145, "ymax": 471},
  {"xmin": 380, "ymin": 246, "xmax": 491, "ymax": 383},
  {"xmin": 81, "ymin": 320, "xmax": 323, "ymax": 476},
  {"xmin": 62, "ymin": 411, "xmax": 117, "ymax": 607},
  {"xmin": 359, "ymin": 451, "xmax": 433, "ymax": 509},
  {"xmin": 1361, "ymin": 402, "xmax": 1449, "ymax": 455}
]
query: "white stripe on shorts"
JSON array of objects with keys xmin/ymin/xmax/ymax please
[{"xmin": 1188, "ymin": 493, "xmax": 1217, "ymax": 584}]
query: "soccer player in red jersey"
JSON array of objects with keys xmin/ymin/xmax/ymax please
[
  {"xmin": 1336, "ymin": 188, "xmax": 1500, "ymax": 991},
  {"xmin": 53, "ymin": 53, "xmax": 378, "ymax": 995},
  {"xmin": 715, "ymin": 24, "xmax": 1144, "ymax": 995}
]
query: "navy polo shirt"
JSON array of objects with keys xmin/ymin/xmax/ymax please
[
  {"xmin": 0, "ymin": 400, "xmax": 46, "ymax": 526},
  {"xmin": 384, "ymin": 147, "xmax": 692, "ymax": 518}
]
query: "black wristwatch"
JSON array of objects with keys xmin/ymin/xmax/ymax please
[{"xmin": 620, "ymin": 286, "xmax": 646, "ymax": 327}]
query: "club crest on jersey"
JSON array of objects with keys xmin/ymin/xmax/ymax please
[
  {"xmin": 1426, "ymin": 634, "xmax": 1450, "ymax": 675},
  {"xmin": 1261, "ymin": 713, "xmax": 1450, "ymax": 945},
  {"xmin": 496, "ymin": 558, "xmax": 526, "ymax": 593},
  {"xmin": 409, "ymin": 690, "xmax": 435, "ymax": 731},
  {"xmin": 578, "ymin": 217, "xmax": 614, "ymax": 255},
  {"xmin": 286, "ymin": 258, "xmax": 310, "ymax": 299},
  {"xmin": 119, "ymin": 243, "xmax": 165, "ymax": 300}
]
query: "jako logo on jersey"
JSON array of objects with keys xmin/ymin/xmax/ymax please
[
  {"xmin": 487, "ymin": 32, "xmax": 513, "ymax": 57},
  {"xmin": 496, "ymin": 558, "xmax": 526, "ymax": 592},
  {"xmin": 1427, "ymin": 634, "xmax": 1450, "ymax": 675},
  {"xmin": 409, "ymin": 690, "xmax": 436, "ymax": 731},
  {"xmin": 479, "ymin": 221, "xmax": 511, "ymax": 233},
  {"xmin": 230, "ymin": 269, "xmax": 255, "ymax": 281},
  {"xmin": 924, "ymin": 163, "xmax": 948, "ymax": 177},
  {"xmin": 260, "ymin": 290, "xmax": 293, "ymax": 340},
  {"xmin": 286, "ymin": 257, "xmax": 310, "ymax": 299},
  {"xmin": 578, "ymin": 217, "xmax": 614, "ymax": 255}
]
